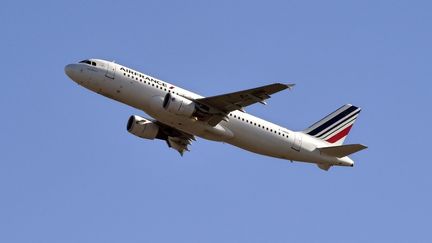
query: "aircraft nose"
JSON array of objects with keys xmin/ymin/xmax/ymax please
[
  {"xmin": 64, "ymin": 64, "xmax": 80, "ymax": 82},
  {"xmin": 65, "ymin": 64, "xmax": 74, "ymax": 77}
]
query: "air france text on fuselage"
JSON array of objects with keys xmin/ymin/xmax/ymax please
[{"xmin": 120, "ymin": 67, "xmax": 167, "ymax": 87}]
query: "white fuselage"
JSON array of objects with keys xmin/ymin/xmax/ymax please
[{"xmin": 65, "ymin": 59, "xmax": 354, "ymax": 167}]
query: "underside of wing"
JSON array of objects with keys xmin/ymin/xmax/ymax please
[{"xmin": 154, "ymin": 121, "xmax": 195, "ymax": 155}]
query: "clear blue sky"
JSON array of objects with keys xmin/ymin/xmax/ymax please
[{"xmin": 1, "ymin": 0, "xmax": 431, "ymax": 242}]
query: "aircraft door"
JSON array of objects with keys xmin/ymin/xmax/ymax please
[
  {"xmin": 291, "ymin": 134, "xmax": 302, "ymax": 151},
  {"xmin": 106, "ymin": 62, "xmax": 116, "ymax": 79}
]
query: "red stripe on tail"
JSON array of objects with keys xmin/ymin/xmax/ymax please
[{"xmin": 326, "ymin": 125, "xmax": 353, "ymax": 144}]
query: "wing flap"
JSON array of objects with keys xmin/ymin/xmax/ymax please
[{"xmin": 166, "ymin": 136, "xmax": 191, "ymax": 156}]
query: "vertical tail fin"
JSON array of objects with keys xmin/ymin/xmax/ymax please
[{"xmin": 303, "ymin": 104, "xmax": 361, "ymax": 145}]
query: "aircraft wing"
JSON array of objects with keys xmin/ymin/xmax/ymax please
[
  {"xmin": 195, "ymin": 83, "xmax": 294, "ymax": 125},
  {"xmin": 154, "ymin": 121, "xmax": 195, "ymax": 155}
]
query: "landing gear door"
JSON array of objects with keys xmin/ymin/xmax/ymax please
[
  {"xmin": 106, "ymin": 62, "xmax": 116, "ymax": 79},
  {"xmin": 292, "ymin": 134, "xmax": 302, "ymax": 151}
]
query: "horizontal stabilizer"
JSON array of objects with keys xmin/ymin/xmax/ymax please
[{"xmin": 319, "ymin": 144, "xmax": 367, "ymax": 158}]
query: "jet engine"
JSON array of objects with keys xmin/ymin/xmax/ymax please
[
  {"xmin": 162, "ymin": 93, "xmax": 199, "ymax": 118},
  {"xmin": 127, "ymin": 115, "xmax": 160, "ymax": 139}
]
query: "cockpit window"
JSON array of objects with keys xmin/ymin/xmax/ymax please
[
  {"xmin": 91, "ymin": 61, "xmax": 96, "ymax": 66},
  {"xmin": 79, "ymin": 60, "xmax": 92, "ymax": 65}
]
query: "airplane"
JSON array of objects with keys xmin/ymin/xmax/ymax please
[{"xmin": 65, "ymin": 59, "xmax": 367, "ymax": 171}]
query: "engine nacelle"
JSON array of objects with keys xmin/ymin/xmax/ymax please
[
  {"xmin": 162, "ymin": 93, "xmax": 197, "ymax": 117},
  {"xmin": 127, "ymin": 115, "xmax": 160, "ymax": 140}
]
